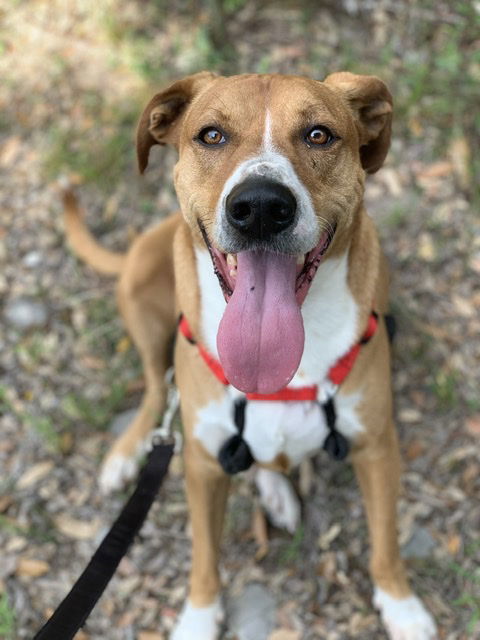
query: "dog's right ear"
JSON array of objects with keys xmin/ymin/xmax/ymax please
[{"xmin": 136, "ymin": 71, "xmax": 218, "ymax": 174}]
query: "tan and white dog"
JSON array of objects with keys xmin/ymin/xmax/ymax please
[{"xmin": 64, "ymin": 72, "xmax": 437, "ymax": 640}]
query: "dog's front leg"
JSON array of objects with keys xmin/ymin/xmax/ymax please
[
  {"xmin": 172, "ymin": 440, "xmax": 230, "ymax": 640},
  {"xmin": 352, "ymin": 425, "xmax": 437, "ymax": 640}
]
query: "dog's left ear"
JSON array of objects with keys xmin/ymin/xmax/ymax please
[
  {"xmin": 137, "ymin": 71, "xmax": 218, "ymax": 173},
  {"xmin": 324, "ymin": 72, "xmax": 393, "ymax": 174}
]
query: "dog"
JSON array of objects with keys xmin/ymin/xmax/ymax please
[{"xmin": 63, "ymin": 71, "xmax": 437, "ymax": 640}]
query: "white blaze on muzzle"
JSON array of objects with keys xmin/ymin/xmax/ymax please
[{"xmin": 215, "ymin": 111, "xmax": 319, "ymax": 252}]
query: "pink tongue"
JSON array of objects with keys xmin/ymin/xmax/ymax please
[{"xmin": 217, "ymin": 250, "xmax": 305, "ymax": 393}]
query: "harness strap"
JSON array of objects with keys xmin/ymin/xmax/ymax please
[
  {"xmin": 322, "ymin": 397, "xmax": 350, "ymax": 461},
  {"xmin": 178, "ymin": 312, "xmax": 378, "ymax": 392},
  {"xmin": 178, "ymin": 311, "xmax": 379, "ymax": 471},
  {"xmin": 33, "ymin": 442, "xmax": 174, "ymax": 640},
  {"xmin": 218, "ymin": 398, "xmax": 254, "ymax": 474},
  {"xmin": 328, "ymin": 311, "xmax": 378, "ymax": 385}
]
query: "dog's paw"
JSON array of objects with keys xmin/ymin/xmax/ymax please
[
  {"xmin": 255, "ymin": 468, "xmax": 301, "ymax": 534},
  {"xmin": 171, "ymin": 598, "xmax": 223, "ymax": 640},
  {"xmin": 374, "ymin": 588, "xmax": 438, "ymax": 640},
  {"xmin": 99, "ymin": 453, "xmax": 139, "ymax": 494}
]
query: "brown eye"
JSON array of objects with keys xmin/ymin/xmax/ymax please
[
  {"xmin": 198, "ymin": 127, "xmax": 226, "ymax": 146},
  {"xmin": 306, "ymin": 126, "xmax": 335, "ymax": 146}
]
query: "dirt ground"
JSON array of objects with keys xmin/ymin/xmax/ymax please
[{"xmin": 0, "ymin": 1, "xmax": 479, "ymax": 639}]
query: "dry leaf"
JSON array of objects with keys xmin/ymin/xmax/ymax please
[
  {"xmin": 80, "ymin": 355, "xmax": 106, "ymax": 370},
  {"xmin": 469, "ymin": 254, "xmax": 480, "ymax": 274},
  {"xmin": 417, "ymin": 233, "xmax": 436, "ymax": 262},
  {"xmin": 116, "ymin": 336, "xmax": 131, "ymax": 354},
  {"xmin": 446, "ymin": 534, "xmax": 461, "ymax": 555},
  {"xmin": 406, "ymin": 439, "xmax": 425, "ymax": 461},
  {"xmin": 117, "ymin": 610, "xmax": 138, "ymax": 627},
  {"xmin": 138, "ymin": 633, "xmax": 164, "ymax": 640},
  {"xmin": 54, "ymin": 514, "xmax": 101, "ymax": 540},
  {"xmin": 16, "ymin": 558, "xmax": 50, "ymax": 578},
  {"xmin": 317, "ymin": 551, "xmax": 337, "ymax": 580},
  {"xmin": 126, "ymin": 376, "xmax": 145, "ymax": 393},
  {"xmin": 252, "ymin": 505, "xmax": 269, "ymax": 561},
  {"xmin": 0, "ymin": 136, "xmax": 22, "ymax": 166},
  {"xmin": 448, "ymin": 136, "xmax": 471, "ymax": 191},
  {"xmin": 408, "ymin": 117, "xmax": 423, "ymax": 137},
  {"xmin": 318, "ymin": 523, "xmax": 341, "ymax": 550},
  {"xmin": 269, "ymin": 630, "xmax": 301, "ymax": 640},
  {"xmin": 0, "ymin": 495, "xmax": 13, "ymax": 513},
  {"xmin": 465, "ymin": 415, "xmax": 480, "ymax": 437},
  {"xmin": 299, "ymin": 458, "xmax": 314, "ymax": 497},
  {"xmin": 417, "ymin": 161, "xmax": 453, "ymax": 179},
  {"xmin": 382, "ymin": 168, "xmax": 403, "ymax": 196},
  {"xmin": 16, "ymin": 461, "xmax": 54, "ymax": 489},
  {"xmin": 59, "ymin": 432, "xmax": 74, "ymax": 455},
  {"xmin": 452, "ymin": 294, "xmax": 475, "ymax": 318}
]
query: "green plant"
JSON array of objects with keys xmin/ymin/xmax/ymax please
[
  {"xmin": 431, "ymin": 370, "xmax": 459, "ymax": 409},
  {"xmin": 62, "ymin": 382, "xmax": 127, "ymax": 430},
  {"xmin": 280, "ymin": 523, "xmax": 304, "ymax": 565},
  {"xmin": 24, "ymin": 415, "xmax": 61, "ymax": 451},
  {"xmin": 450, "ymin": 560, "xmax": 480, "ymax": 634},
  {"xmin": 0, "ymin": 593, "xmax": 15, "ymax": 639}
]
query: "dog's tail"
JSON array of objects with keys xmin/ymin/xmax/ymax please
[{"xmin": 62, "ymin": 189, "xmax": 126, "ymax": 276}]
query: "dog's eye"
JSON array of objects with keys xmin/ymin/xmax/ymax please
[
  {"xmin": 305, "ymin": 126, "xmax": 335, "ymax": 147},
  {"xmin": 198, "ymin": 127, "xmax": 226, "ymax": 146}
]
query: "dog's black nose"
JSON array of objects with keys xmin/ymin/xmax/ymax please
[{"xmin": 226, "ymin": 178, "xmax": 297, "ymax": 240}]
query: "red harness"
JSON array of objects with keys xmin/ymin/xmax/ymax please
[{"xmin": 178, "ymin": 311, "xmax": 378, "ymax": 400}]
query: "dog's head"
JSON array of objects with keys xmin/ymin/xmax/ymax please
[{"xmin": 137, "ymin": 72, "xmax": 392, "ymax": 394}]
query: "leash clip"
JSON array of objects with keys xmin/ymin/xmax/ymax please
[{"xmin": 150, "ymin": 367, "xmax": 182, "ymax": 453}]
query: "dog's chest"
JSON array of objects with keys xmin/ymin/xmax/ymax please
[{"xmin": 192, "ymin": 248, "xmax": 364, "ymax": 466}]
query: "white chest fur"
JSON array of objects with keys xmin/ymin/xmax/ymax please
[{"xmin": 193, "ymin": 248, "xmax": 364, "ymax": 466}]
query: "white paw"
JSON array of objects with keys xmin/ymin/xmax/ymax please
[
  {"xmin": 99, "ymin": 454, "xmax": 139, "ymax": 494},
  {"xmin": 255, "ymin": 468, "xmax": 301, "ymax": 534},
  {"xmin": 374, "ymin": 587, "xmax": 438, "ymax": 640},
  {"xmin": 171, "ymin": 598, "xmax": 223, "ymax": 640}
]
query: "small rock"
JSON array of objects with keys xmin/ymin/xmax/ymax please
[
  {"xmin": 398, "ymin": 408, "xmax": 422, "ymax": 423},
  {"xmin": 109, "ymin": 408, "xmax": 138, "ymax": 436},
  {"xmin": 401, "ymin": 526, "xmax": 436, "ymax": 559},
  {"xmin": 23, "ymin": 250, "xmax": 43, "ymax": 268},
  {"xmin": 228, "ymin": 583, "xmax": 277, "ymax": 640},
  {"xmin": 4, "ymin": 297, "xmax": 49, "ymax": 330}
]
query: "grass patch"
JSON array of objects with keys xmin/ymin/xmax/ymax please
[
  {"xmin": 431, "ymin": 370, "xmax": 459, "ymax": 410},
  {"xmin": 280, "ymin": 523, "xmax": 304, "ymax": 566},
  {"xmin": 62, "ymin": 382, "xmax": 127, "ymax": 431},
  {"xmin": 0, "ymin": 593, "xmax": 15, "ymax": 640},
  {"xmin": 44, "ymin": 98, "xmax": 139, "ymax": 191},
  {"xmin": 0, "ymin": 514, "xmax": 28, "ymax": 537},
  {"xmin": 24, "ymin": 415, "xmax": 61, "ymax": 451},
  {"xmin": 385, "ymin": 204, "xmax": 410, "ymax": 229},
  {"xmin": 1, "ymin": 384, "xmax": 61, "ymax": 452},
  {"xmin": 450, "ymin": 549, "xmax": 480, "ymax": 634}
]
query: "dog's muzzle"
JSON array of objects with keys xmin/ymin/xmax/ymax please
[{"xmin": 225, "ymin": 177, "xmax": 297, "ymax": 241}]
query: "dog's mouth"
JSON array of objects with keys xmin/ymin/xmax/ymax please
[
  {"xmin": 199, "ymin": 222, "xmax": 335, "ymax": 394},
  {"xmin": 199, "ymin": 223, "xmax": 333, "ymax": 304}
]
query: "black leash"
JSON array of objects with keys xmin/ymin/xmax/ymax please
[{"xmin": 33, "ymin": 440, "xmax": 174, "ymax": 640}]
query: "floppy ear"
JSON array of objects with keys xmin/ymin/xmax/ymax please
[
  {"xmin": 136, "ymin": 71, "xmax": 218, "ymax": 174},
  {"xmin": 324, "ymin": 72, "xmax": 393, "ymax": 174}
]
